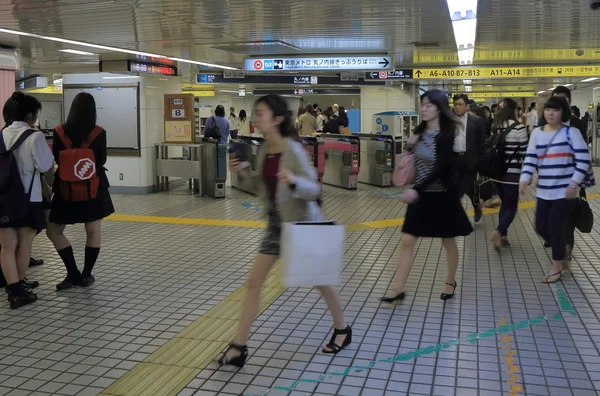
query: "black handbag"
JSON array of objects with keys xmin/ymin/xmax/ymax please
[{"xmin": 575, "ymin": 189, "xmax": 594, "ymax": 233}]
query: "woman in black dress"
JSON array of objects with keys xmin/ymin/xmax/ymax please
[
  {"xmin": 47, "ymin": 92, "xmax": 114, "ymax": 290},
  {"xmin": 381, "ymin": 89, "xmax": 473, "ymax": 303}
]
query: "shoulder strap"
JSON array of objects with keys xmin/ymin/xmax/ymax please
[
  {"xmin": 54, "ymin": 125, "xmax": 73, "ymax": 149},
  {"xmin": 81, "ymin": 126, "xmax": 104, "ymax": 149},
  {"xmin": 1, "ymin": 129, "xmax": 37, "ymax": 153}
]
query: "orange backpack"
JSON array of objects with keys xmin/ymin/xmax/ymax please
[{"xmin": 54, "ymin": 125, "xmax": 103, "ymax": 202}]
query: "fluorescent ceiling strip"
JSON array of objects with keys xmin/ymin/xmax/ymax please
[
  {"xmin": 447, "ymin": 0, "xmax": 478, "ymax": 66},
  {"xmin": 452, "ymin": 18, "xmax": 477, "ymax": 51},
  {"xmin": 58, "ymin": 49, "xmax": 95, "ymax": 56},
  {"xmin": 458, "ymin": 48, "xmax": 474, "ymax": 65},
  {"xmin": 447, "ymin": 0, "xmax": 479, "ymax": 18},
  {"xmin": 0, "ymin": 27, "xmax": 237, "ymax": 70},
  {"xmin": 538, "ymin": 91, "xmax": 546, "ymax": 94},
  {"xmin": 581, "ymin": 77, "xmax": 599, "ymax": 82}
]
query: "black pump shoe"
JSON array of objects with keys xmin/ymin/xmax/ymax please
[
  {"xmin": 322, "ymin": 325, "xmax": 352, "ymax": 354},
  {"xmin": 218, "ymin": 343, "xmax": 248, "ymax": 368},
  {"xmin": 441, "ymin": 281, "xmax": 457, "ymax": 301},
  {"xmin": 380, "ymin": 292, "xmax": 406, "ymax": 304}
]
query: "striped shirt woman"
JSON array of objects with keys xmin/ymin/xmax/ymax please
[
  {"xmin": 491, "ymin": 121, "xmax": 529, "ymax": 185},
  {"xmin": 489, "ymin": 99, "xmax": 530, "ymax": 251},
  {"xmin": 519, "ymin": 96, "xmax": 591, "ymax": 284}
]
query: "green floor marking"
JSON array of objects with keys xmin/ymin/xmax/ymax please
[{"xmin": 243, "ymin": 312, "xmax": 565, "ymax": 396}]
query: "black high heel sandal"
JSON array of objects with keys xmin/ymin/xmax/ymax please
[
  {"xmin": 379, "ymin": 292, "xmax": 406, "ymax": 304},
  {"xmin": 440, "ymin": 281, "xmax": 457, "ymax": 301},
  {"xmin": 322, "ymin": 325, "xmax": 352, "ymax": 354},
  {"xmin": 218, "ymin": 343, "xmax": 248, "ymax": 368}
]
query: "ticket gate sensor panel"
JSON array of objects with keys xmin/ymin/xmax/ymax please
[
  {"xmin": 302, "ymin": 137, "xmax": 325, "ymax": 185},
  {"xmin": 230, "ymin": 137, "xmax": 265, "ymax": 196},
  {"xmin": 202, "ymin": 138, "xmax": 227, "ymax": 198},
  {"xmin": 357, "ymin": 134, "xmax": 394, "ymax": 187},
  {"xmin": 321, "ymin": 135, "xmax": 360, "ymax": 190}
]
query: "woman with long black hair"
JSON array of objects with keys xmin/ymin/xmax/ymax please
[
  {"xmin": 381, "ymin": 89, "xmax": 473, "ymax": 303},
  {"xmin": 47, "ymin": 92, "xmax": 115, "ymax": 290},
  {"xmin": 220, "ymin": 94, "xmax": 350, "ymax": 368}
]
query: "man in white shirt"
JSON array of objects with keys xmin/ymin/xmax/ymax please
[
  {"xmin": 524, "ymin": 102, "xmax": 538, "ymax": 134},
  {"xmin": 452, "ymin": 94, "xmax": 488, "ymax": 223}
]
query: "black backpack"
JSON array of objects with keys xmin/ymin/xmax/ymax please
[
  {"xmin": 0, "ymin": 129, "xmax": 36, "ymax": 225},
  {"xmin": 478, "ymin": 122, "xmax": 520, "ymax": 179},
  {"xmin": 204, "ymin": 116, "xmax": 221, "ymax": 140}
]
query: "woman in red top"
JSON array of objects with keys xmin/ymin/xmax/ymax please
[{"xmin": 219, "ymin": 95, "xmax": 350, "ymax": 368}]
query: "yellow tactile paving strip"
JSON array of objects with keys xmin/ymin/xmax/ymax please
[
  {"xmin": 101, "ymin": 193, "xmax": 600, "ymax": 396},
  {"xmin": 107, "ymin": 194, "xmax": 600, "ymax": 231},
  {"xmin": 101, "ymin": 265, "xmax": 285, "ymax": 396}
]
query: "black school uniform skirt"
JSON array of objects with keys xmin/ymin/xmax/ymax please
[
  {"xmin": 49, "ymin": 188, "xmax": 115, "ymax": 225},
  {"xmin": 0, "ymin": 202, "xmax": 47, "ymax": 230},
  {"xmin": 402, "ymin": 191, "xmax": 473, "ymax": 238}
]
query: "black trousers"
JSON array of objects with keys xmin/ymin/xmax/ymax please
[{"xmin": 453, "ymin": 153, "xmax": 479, "ymax": 208}]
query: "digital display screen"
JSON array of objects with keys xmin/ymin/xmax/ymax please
[
  {"xmin": 128, "ymin": 61, "xmax": 178, "ymax": 76},
  {"xmin": 135, "ymin": 55, "xmax": 175, "ymax": 65}
]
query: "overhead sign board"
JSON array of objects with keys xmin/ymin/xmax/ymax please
[
  {"xmin": 223, "ymin": 70, "xmax": 245, "ymax": 79},
  {"xmin": 196, "ymin": 73, "xmax": 385, "ymax": 86},
  {"xmin": 253, "ymin": 88, "xmax": 361, "ymax": 96},
  {"xmin": 466, "ymin": 92, "xmax": 538, "ymax": 98},
  {"xmin": 340, "ymin": 72, "xmax": 360, "ymax": 81},
  {"xmin": 365, "ymin": 70, "xmax": 413, "ymax": 80},
  {"xmin": 293, "ymin": 76, "xmax": 318, "ymax": 84},
  {"xmin": 244, "ymin": 56, "xmax": 392, "ymax": 72},
  {"xmin": 414, "ymin": 65, "xmax": 600, "ymax": 79}
]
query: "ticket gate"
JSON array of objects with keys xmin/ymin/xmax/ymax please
[
  {"xmin": 202, "ymin": 138, "xmax": 227, "ymax": 198},
  {"xmin": 230, "ymin": 136, "xmax": 265, "ymax": 195},
  {"xmin": 320, "ymin": 134, "xmax": 360, "ymax": 189},
  {"xmin": 357, "ymin": 134, "xmax": 395, "ymax": 187},
  {"xmin": 302, "ymin": 136, "xmax": 325, "ymax": 184}
]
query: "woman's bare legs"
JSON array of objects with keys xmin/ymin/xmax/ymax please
[
  {"xmin": 315, "ymin": 285, "xmax": 348, "ymax": 351},
  {"xmin": 0, "ymin": 229, "xmax": 19, "ymax": 285},
  {"xmin": 385, "ymin": 234, "xmax": 418, "ymax": 296},
  {"xmin": 222, "ymin": 253, "xmax": 278, "ymax": 362},
  {"xmin": 16, "ymin": 228, "xmax": 37, "ymax": 280},
  {"xmin": 441, "ymin": 237, "xmax": 459, "ymax": 295},
  {"xmin": 46, "ymin": 222, "xmax": 69, "ymax": 251}
]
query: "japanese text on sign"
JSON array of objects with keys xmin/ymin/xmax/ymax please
[
  {"xmin": 244, "ymin": 57, "xmax": 392, "ymax": 72},
  {"xmin": 414, "ymin": 65, "xmax": 600, "ymax": 79}
]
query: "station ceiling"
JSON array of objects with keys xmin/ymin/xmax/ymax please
[{"xmin": 1, "ymin": 0, "xmax": 600, "ymax": 93}]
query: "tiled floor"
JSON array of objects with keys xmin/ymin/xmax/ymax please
[{"xmin": 0, "ymin": 181, "xmax": 599, "ymax": 396}]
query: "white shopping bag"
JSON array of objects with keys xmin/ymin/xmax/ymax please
[{"xmin": 281, "ymin": 221, "xmax": 345, "ymax": 288}]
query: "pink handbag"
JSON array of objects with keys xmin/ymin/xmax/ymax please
[{"xmin": 392, "ymin": 153, "xmax": 415, "ymax": 186}]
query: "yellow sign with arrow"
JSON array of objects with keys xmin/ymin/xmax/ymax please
[{"xmin": 414, "ymin": 65, "xmax": 600, "ymax": 79}]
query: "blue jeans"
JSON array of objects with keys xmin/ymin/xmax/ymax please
[{"xmin": 495, "ymin": 183, "xmax": 519, "ymax": 237}]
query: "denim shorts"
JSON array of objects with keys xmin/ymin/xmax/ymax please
[{"xmin": 259, "ymin": 211, "xmax": 282, "ymax": 256}]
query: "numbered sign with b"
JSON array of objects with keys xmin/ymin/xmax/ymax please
[{"xmin": 164, "ymin": 94, "xmax": 195, "ymax": 143}]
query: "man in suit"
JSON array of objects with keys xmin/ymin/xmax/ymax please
[{"xmin": 452, "ymin": 94, "xmax": 488, "ymax": 223}]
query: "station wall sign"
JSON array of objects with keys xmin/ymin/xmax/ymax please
[
  {"xmin": 414, "ymin": 65, "xmax": 600, "ymax": 79},
  {"xmin": 365, "ymin": 70, "xmax": 413, "ymax": 80},
  {"xmin": 244, "ymin": 56, "xmax": 392, "ymax": 72},
  {"xmin": 253, "ymin": 88, "xmax": 361, "ymax": 96}
]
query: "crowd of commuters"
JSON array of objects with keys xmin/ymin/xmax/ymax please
[
  {"xmin": 0, "ymin": 88, "xmax": 592, "ymax": 377},
  {"xmin": 295, "ymin": 102, "xmax": 349, "ymax": 135}
]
